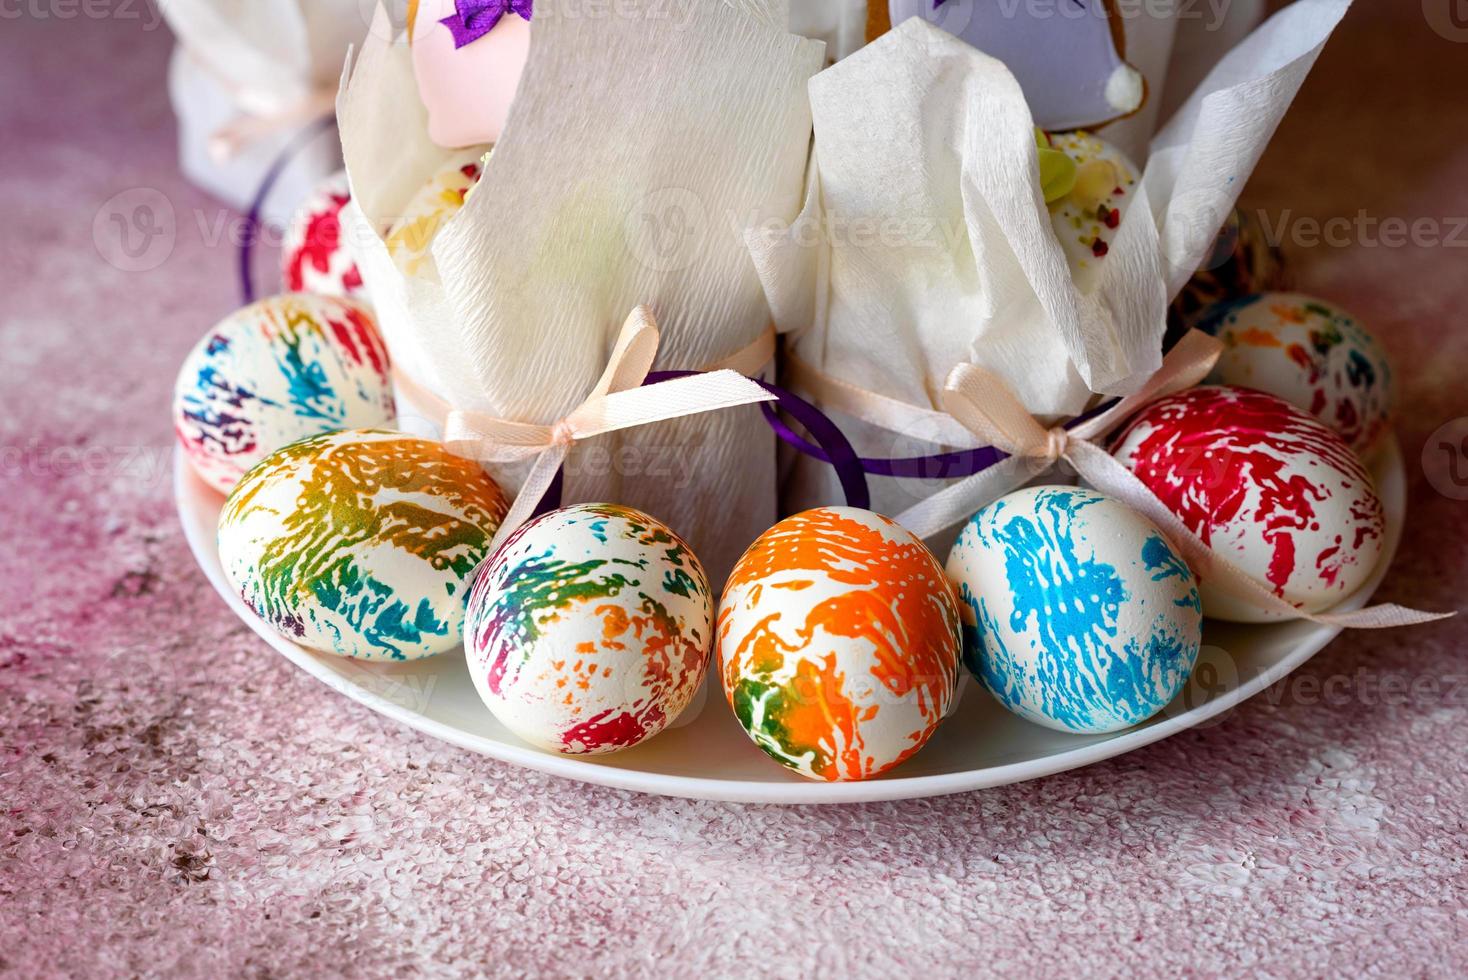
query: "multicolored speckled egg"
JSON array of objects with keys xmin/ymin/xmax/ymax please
[
  {"xmin": 385, "ymin": 149, "xmax": 486, "ymax": 277},
  {"xmin": 718, "ymin": 507, "xmax": 961, "ymax": 782},
  {"xmin": 1112, "ymin": 386, "xmax": 1386, "ymax": 623},
  {"xmin": 465, "ymin": 504, "xmax": 713, "ymax": 756},
  {"xmin": 1045, "ymin": 130, "xmax": 1139, "ymax": 290},
  {"xmin": 218, "ymin": 429, "xmax": 508, "ymax": 661},
  {"xmin": 1197, "ymin": 292, "xmax": 1392, "ymax": 451},
  {"xmin": 281, "ymin": 171, "xmax": 365, "ymax": 298},
  {"xmin": 946, "ymin": 487, "xmax": 1203, "ymax": 735},
  {"xmin": 1170, "ymin": 207, "xmax": 1289, "ymax": 329},
  {"xmin": 173, "ymin": 294, "xmax": 395, "ymax": 493}
]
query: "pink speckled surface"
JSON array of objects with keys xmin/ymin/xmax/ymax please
[{"xmin": 3, "ymin": 5, "xmax": 1468, "ymax": 976}]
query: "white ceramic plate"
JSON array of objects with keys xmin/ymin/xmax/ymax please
[{"xmin": 176, "ymin": 438, "xmax": 1405, "ymax": 804}]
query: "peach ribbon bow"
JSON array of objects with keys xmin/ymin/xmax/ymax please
[
  {"xmin": 443, "ymin": 306, "xmax": 777, "ymax": 555},
  {"xmin": 896, "ymin": 331, "xmax": 1450, "ymax": 629}
]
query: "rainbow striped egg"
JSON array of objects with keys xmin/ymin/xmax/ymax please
[
  {"xmin": 718, "ymin": 507, "xmax": 961, "ymax": 782},
  {"xmin": 465, "ymin": 505, "xmax": 713, "ymax": 756},
  {"xmin": 173, "ymin": 294, "xmax": 395, "ymax": 493},
  {"xmin": 1197, "ymin": 292, "xmax": 1392, "ymax": 451},
  {"xmin": 218, "ymin": 429, "xmax": 509, "ymax": 660}
]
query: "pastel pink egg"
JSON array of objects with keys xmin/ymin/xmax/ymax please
[{"xmin": 411, "ymin": 0, "xmax": 531, "ymax": 150}]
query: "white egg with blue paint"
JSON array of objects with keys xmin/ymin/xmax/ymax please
[{"xmin": 945, "ymin": 486, "xmax": 1203, "ymax": 735}]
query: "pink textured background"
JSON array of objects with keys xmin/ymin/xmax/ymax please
[{"xmin": 3, "ymin": 4, "xmax": 1467, "ymax": 975}]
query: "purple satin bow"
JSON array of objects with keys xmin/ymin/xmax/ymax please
[{"xmin": 441, "ymin": 0, "xmax": 533, "ymax": 49}]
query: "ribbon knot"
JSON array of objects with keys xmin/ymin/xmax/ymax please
[
  {"xmin": 549, "ymin": 420, "xmax": 577, "ymax": 448},
  {"xmin": 1040, "ymin": 427, "xmax": 1069, "ymax": 463},
  {"xmin": 897, "ymin": 331, "xmax": 1448, "ymax": 629},
  {"xmin": 441, "ymin": 307, "xmax": 777, "ymax": 556}
]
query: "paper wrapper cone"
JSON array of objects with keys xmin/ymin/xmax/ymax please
[
  {"xmin": 750, "ymin": 0, "xmax": 1351, "ymax": 532},
  {"xmin": 807, "ymin": 2, "xmax": 1268, "ymax": 163},
  {"xmin": 789, "ymin": 0, "xmax": 869, "ymax": 62},
  {"xmin": 166, "ymin": 47, "xmax": 340, "ymax": 229},
  {"xmin": 161, "ymin": 0, "xmax": 368, "ymax": 115},
  {"xmin": 1097, "ymin": 0, "xmax": 1268, "ymax": 163},
  {"xmin": 340, "ymin": 0, "xmax": 824, "ymax": 582},
  {"xmin": 161, "ymin": 0, "xmax": 372, "ymax": 223}
]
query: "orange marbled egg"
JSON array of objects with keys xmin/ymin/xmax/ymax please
[{"xmin": 717, "ymin": 507, "xmax": 962, "ymax": 782}]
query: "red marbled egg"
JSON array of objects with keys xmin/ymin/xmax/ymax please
[
  {"xmin": 280, "ymin": 171, "xmax": 365, "ymax": 299},
  {"xmin": 1111, "ymin": 386, "xmax": 1385, "ymax": 623}
]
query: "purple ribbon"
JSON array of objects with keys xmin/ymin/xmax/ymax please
[
  {"xmin": 239, "ymin": 116, "xmax": 337, "ymax": 306},
  {"xmin": 529, "ymin": 368, "xmax": 1121, "ymax": 521},
  {"xmin": 766, "ymin": 393, "xmax": 1121, "ymax": 489},
  {"xmin": 441, "ymin": 0, "xmax": 533, "ymax": 49}
]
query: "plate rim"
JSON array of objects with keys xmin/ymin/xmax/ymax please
[{"xmin": 175, "ymin": 437, "xmax": 1406, "ymax": 805}]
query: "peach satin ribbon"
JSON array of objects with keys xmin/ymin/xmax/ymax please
[
  {"xmin": 878, "ymin": 331, "xmax": 1446, "ymax": 629},
  {"xmin": 395, "ymin": 308, "xmax": 777, "ymax": 555},
  {"xmin": 181, "ymin": 47, "xmax": 339, "ymax": 164}
]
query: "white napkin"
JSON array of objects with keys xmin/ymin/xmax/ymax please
[
  {"xmin": 339, "ymin": 0, "xmax": 824, "ymax": 582},
  {"xmin": 752, "ymin": 0, "xmax": 1352, "ymax": 524}
]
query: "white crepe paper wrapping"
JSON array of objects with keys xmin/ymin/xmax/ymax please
[
  {"xmin": 790, "ymin": 0, "xmax": 869, "ymax": 62},
  {"xmin": 167, "ymin": 47, "xmax": 340, "ymax": 230},
  {"xmin": 751, "ymin": 0, "xmax": 1351, "ymax": 530},
  {"xmin": 797, "ymin": 2, "xmax": 1267, "ymax": 164},
  {"xmin": 162, "ymin": 0, "xmax": 371, "ymax": 226},
  {"xmin": 339, "ymin": 0, "xmax": 824, "ymax": 582},
  {"xmin": 162, "ymin": 0, "xmax": 369, "ymax": 117},
  {"xmin": 1104, "ymin": 0, "xmax": 1268, "ymax": 163}
]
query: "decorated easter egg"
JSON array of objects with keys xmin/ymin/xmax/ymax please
[
  {"xmin": 718, "ymin": 507, "xmax": 961, "ymax": 782},
  {"xmin": 946, "ymin": 487, "xmax": 1202, "ymax": 735},
  {"xmin": 384, "ymin": 149, "xmax": 487, "ymax": 277},
  {"xmin": 465, "ymin": 504, "xmax": 712, "ymax": 755},
  {"xmin": 173, "ymin": 294, "xmax": 395, "ymax": 493},
  {"xmin": 218, "ymin": 429, "xmax": 509, "ymax": 661},
  {"xmin": 280, "ymin": 170, "xmax": 364, "ymax": 298},
  {"xmin": 1170, "ymin": 207, "xmax": 1289, "ymax": 328},
  {"xmin": 1044, "ymin": 130, "xmax": 1139, "ymax": 290},
  {"xmin": 1196, "ymin": 292, "xmax": 1392, "ymax": 451},
  {"xmin": 1112, "ymin": 386, "xmax": 1386, "ymax": 623}
]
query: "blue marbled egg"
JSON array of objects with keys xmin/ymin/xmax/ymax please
[{"xmin": 946, "ymin": 486, "xmax": 1203, "ymax": 734}]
